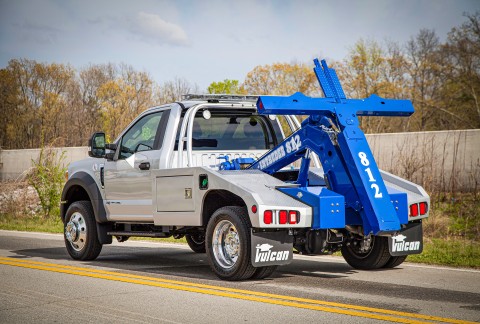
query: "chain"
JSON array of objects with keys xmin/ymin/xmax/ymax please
[{"xmin": 320, "ymin": 124, "xmax": 339, "ymax": 144}]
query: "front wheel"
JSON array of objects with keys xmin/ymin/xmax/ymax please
[
  {"xmin": 341, "ymin": 235, "xmax": 390, "ymax": 270},
  {"xmin": 206, "ymin": 206, "xmax": 256, "ymax": 281},
  {"xmin": 64, "ymin": 201, "xmax": 102, "ymax": 261}
]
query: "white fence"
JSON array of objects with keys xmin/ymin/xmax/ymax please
[{"xmin": 1, "ymin": 130, "xmax": 479, "ymax": 191}]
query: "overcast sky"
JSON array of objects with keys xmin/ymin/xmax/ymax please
[{"xmin": 0, "ymin": 0, "xmax": 478, "ymax": 90}]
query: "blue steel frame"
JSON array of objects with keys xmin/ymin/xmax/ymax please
[{"xmin": 248, "ymin": 59, "xmax": 414, "ymax": 235}]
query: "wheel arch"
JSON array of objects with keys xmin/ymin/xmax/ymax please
[
  {"xmin": 61, "ymin": 172, "xmax": 112, "ymax": 244},
  {"xmin": 201, "ymin": 190, "xmax": 248, "ymax": 226}
]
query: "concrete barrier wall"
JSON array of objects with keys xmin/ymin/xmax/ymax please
[
  {"xmin": 0, "ymin": 147, "xmax": 89, "ymax": 181},
  {"xmin": 1, "ymin": 130, "xmax": 479, "ymax": 191},
  {"xmin": 368, "ymin": 129, "xmax": 480, "ymax": 192}
]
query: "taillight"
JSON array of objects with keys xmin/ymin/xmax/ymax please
[
  {"xmin": 289, "ymin": 210, "xmax": 298, "ymax": 224},
  {"xmin": 419, "ymin": 202, "xmax": 428, "ymax": 215},
  {"xmin": 409, "ymin": 203, "xmax": 419, "ymax": 217},
  {"xmin": 263, "ymin": 210, "xmax": 272, "ymax": 224},
  {"xmin": 279, "ymin": 210, "xmax": 288, "ymax": 224}
]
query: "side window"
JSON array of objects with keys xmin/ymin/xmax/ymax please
[{"xmin": 119, "ymin": 111, "xmax": 163, "ymax": 159}]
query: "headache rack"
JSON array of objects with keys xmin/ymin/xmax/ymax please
[{"xmin": 181, "ymin": 94, "xmax": 260, "ymax": 102}]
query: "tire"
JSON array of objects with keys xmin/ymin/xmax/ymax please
[
  {"xmin": 383, "ymin": 255, "xmax": 407, "ymax": 268},
  {"xmin": 341, "ymin": 236, "xmax": 390, "ymax": 270},
  {"xmin": 186, "ymin": 233, "xmax": 206, "ymax": 253},
  {"xmin": 206, "ymin": 206, "xmax": 256, "ymax": 281},
  {"xmin": 64, "ymin": 201, "xmax": 102, "ymax": 261},
  {"xmin": 251, "ymin": 266, "xmax": 278, "ymax": 280}
]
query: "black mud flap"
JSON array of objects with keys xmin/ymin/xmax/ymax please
[
  {"xmin": 251, "ymin": 229, "xmax": 293, "ymax": 267},
  {"xmin": 388, "ymin": 222, "xmax": 423, "ymax": 256}
]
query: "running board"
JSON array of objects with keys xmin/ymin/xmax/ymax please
[{"xmin": 107, "ymin": 231, "xmax": 170, "ymax": 238}]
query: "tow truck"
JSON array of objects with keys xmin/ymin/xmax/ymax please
[{"xmin": 61, "ymin": 58, "xmax": 430, "ymax": 280}]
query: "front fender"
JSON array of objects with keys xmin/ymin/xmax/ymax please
[
  {"xmin": 61, "ymin": 172, "xmax": 112, "ymax": 245},
  {"xmin": 61, "ymin": 171, "xmax": 107, "ymax": 223}
]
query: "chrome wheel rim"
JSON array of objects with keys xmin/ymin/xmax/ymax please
[
  {"xmin": 65, "ymin": 212, "xmax": 87, "ymax": 252},
  {"xmin": 212, "ymin": 220, "xmax": 240, "ymax": 269}
]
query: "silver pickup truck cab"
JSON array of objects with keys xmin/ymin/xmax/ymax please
[{"xmin": 61, "ymin": 94, "xmax": 430, "ymax": 280}]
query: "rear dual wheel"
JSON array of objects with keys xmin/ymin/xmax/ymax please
[
  {"xmin": 206, "ymin": 206, "xmax": 256, "ymax": 281},
  {"xmin": 383, "ymin": 255, "xmax": 407, "ymax": 268},
  {"xmin": 341, "ymin": 235, "xmax": 390, "ymax": 270},
  {"xmin": 206, "ymin": 206, "xmax": 276, "ymax": 281},
  {"xmin": 341, "ymin": 235, "xmax": 407, "ymax": 269}
]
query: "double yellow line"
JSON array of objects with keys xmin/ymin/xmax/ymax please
[{"xmin": 0, "ymin": 257, "xmax": 474, "ymax": 324}]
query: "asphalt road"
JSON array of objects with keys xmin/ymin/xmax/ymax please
[{"xmin": 0, "ymin": 230, "xmax": 479, "ymax": 324}]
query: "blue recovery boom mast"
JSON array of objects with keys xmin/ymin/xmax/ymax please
[{"xmin": 249, "ymin": 59, "xmax": 414, "ymax": 236}]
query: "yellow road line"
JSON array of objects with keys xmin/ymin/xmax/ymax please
[
  {"xmin": 0, "ymin": 257, "xmax": 466, "ymax": 324},
  {"xmin": 0, "ymin": 258, "xmax": 475, "ymax": 324}
]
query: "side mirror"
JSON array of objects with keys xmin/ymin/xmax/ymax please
[{"xmin": 88, "ymin": 132, "xmax": 106, "ymax": 158}]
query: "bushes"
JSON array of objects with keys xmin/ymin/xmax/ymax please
[
  {"xmin": 26, "ymin": 145, "xmax": 66, "ymax": 219},
  {"xmin": 423, "ymin": 194, "xmax": 480, "ymax": 240}
]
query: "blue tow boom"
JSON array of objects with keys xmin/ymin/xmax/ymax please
[{"xmin": 242, "ymin": 59, "xmax": 413, "ymax": 235}]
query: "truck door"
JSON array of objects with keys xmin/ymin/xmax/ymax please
[{"xmin": 104, "ymin": 109, "xmax": 169, "ymax": 221}]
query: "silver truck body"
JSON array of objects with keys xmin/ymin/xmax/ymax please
[
  {"xmin": 68, "ymin": 100, "xmax": 429, "ymax": 227},
  {"xmin": 62, "ymin": 94, "xmax": 430, "ymax": 280}
]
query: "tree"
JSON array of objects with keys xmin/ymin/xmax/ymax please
[
  {"xmin": 0, "ymin": 59, "xmax": 76, "ymax": 148},
  {"xmin": 242, "ymin": 62, "xmax": 318, "ymax": 96},
  {"xmin": 440, "ymin": 12, "xmax": 480, "ymax": 129},
  {"xmin": 405, "ymin": 29, "xmax": 443, "ymax": 131},
  {"xmin": 0, "ymin": 67, "xmax": 21, "ymax": 149},
  {"xmin": 77, "ymin": 63, "xmax": 117, "ymax": 140},
  {"xmin": 156, "ymin": 77, "xmax": 199, "ymax": 104},
  {"xmin": 207, "ymin": 79, "xmax": 244, "ymax": 94},
  {"xmin": 337, "ymin": 39, "xmax": 412, "ymax": 133}
]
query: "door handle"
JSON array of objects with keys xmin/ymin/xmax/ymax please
[{"xmin": 138, "ymin": 162, "xmax": 150, "ymax": 170}]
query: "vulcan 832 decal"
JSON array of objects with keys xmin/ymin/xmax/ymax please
[{"xmin": 258, "ymin": 135, "xmax": 301, "ymax": 169}]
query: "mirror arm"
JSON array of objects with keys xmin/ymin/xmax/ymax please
[{"xmin": 105, "ymin": 143, "xmax": 117, "ymax": 150}]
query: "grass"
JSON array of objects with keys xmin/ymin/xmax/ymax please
[
  {"xmin": 328, "ymin": 238, "xmax": 480, "ymax": 268},
  {"xmin": 0, "ymin": 213, "xmax": 63, "ymax": 233},
  {"xmin": 407, "ymin": 238, "xmax": 480, "ymax": 268}
]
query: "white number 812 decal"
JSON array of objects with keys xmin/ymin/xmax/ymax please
[{"xmin": 358, "ymin": 152, "xmax": 383, "ymax": 198}]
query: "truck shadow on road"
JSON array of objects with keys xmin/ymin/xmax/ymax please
[{"xmin": 9, "ymin": 244, "xmax": 359, "ymax": 281}]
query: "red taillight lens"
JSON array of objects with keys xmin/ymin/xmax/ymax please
[
  {"xmin": 289, "ymin": 210, "xmax": 298, "ymax": 224},
  {"xmin": 410, "ymin": 203, "xmax": 419, "ymax": 217},
  {"xmin": 279, "ymin": 210, "xmax": 288, "ymax": 224},
  {"xmin": 419, "ymin": 202, "xmax": 428, "ymax": 215},
  {"xmin": 263, "ymin": 210, "xmax": 272, "ymax": 224}
]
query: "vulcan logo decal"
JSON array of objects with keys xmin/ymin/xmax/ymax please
[
  {"xmin": 254, "ymin": 243, "xmax": 290, "ymax": 263},
  {"xmin": 391, "ymin": 234, "xmax": 420, "ymax": 252}
]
